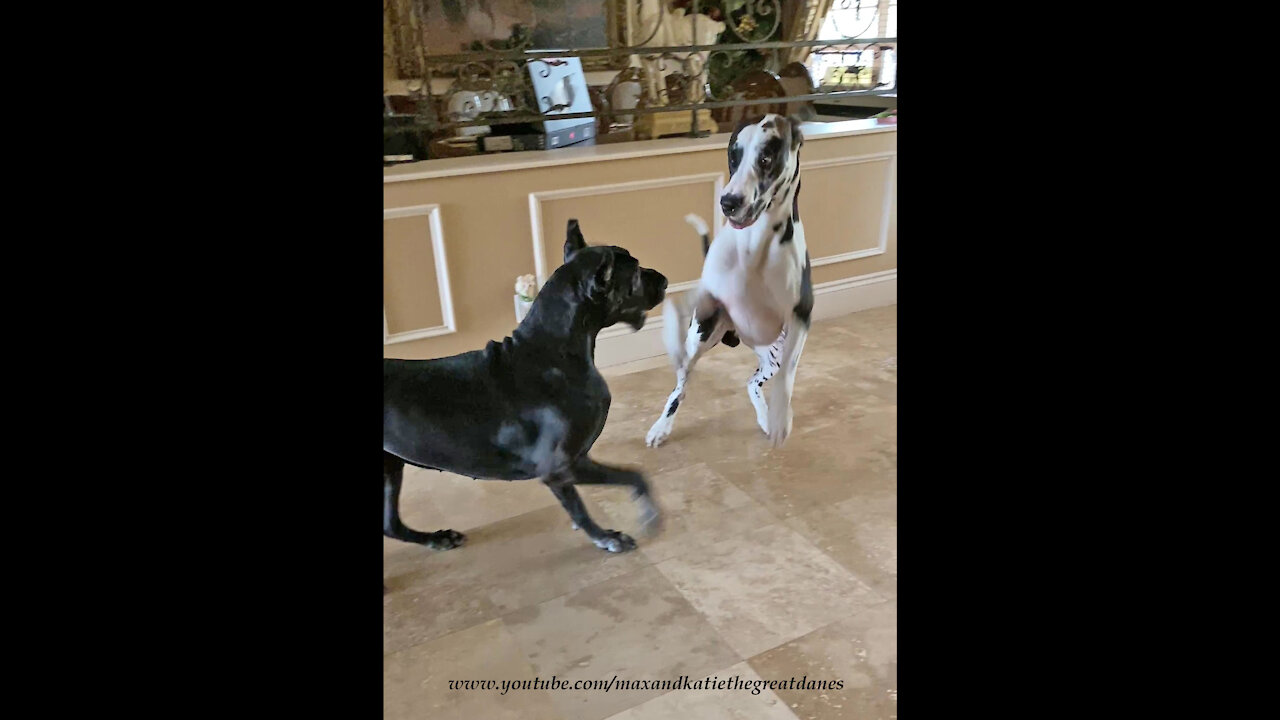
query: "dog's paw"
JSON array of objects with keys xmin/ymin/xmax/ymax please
[
  {"xmin": 646, "ymin": 418, "xmax": 673, "ymax": 448},
  {"xmin": 425, "ymin": 529, "xmax": 466, "ymax": 550},
  {"xmin": 636, "ymin": 495, "xmax": 662, "ymax": 536},
  {"xmin": 592, "ymin": 530, "xmax": 637, "ymax": 553},
  {"xmin": 768, "ymin": 426, "xmax": 789, "ymax": 447},
  {"xmin": 766, "ymin": 406, "xmax": 793, "ymax": 448}
]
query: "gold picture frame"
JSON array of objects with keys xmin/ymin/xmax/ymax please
[{"xmin": 386, "ymin": 0, "xmax": 631, "ymax": 78}]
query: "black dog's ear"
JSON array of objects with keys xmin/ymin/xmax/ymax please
[
  {"xmin": 587, "ymin": 251, "xmax": 614, "ymax": 298},
  {"xmin": 564, "ymin": 218, "xmax": 587, "ymax": 262},
  {"xmin": 786, "ymin": 114, "xmax": 805, "ymax": 152}
]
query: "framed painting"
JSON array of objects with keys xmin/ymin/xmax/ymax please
[{"xmin": 387, "ymin": 0, "xmax": 631, "ymax": 76}]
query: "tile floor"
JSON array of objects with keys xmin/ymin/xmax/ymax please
[{"xmin": 384, "ymin": 306, "xmax": 897, "ymax": 720}]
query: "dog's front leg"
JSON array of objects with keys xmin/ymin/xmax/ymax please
[
  {"xmin": 766, "ymin": 318, "xmax": 809, "ymax": 447},
  {"xmin": 543, "ymin": 472, "xmax": 637, "ymax": 552},
  {"xmin": 567, "ymin": 457, "xmax": 661, "ymax": 534},
  {"xmin": 647, "ymin": 298, "xmax": 728, "ymax": 447},
  {"xmin": 748, "ymin": 335, "xmax": 786, "ymax": 435}
]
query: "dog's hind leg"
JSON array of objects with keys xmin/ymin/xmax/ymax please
[
  {"xmin": 566, "ymin": 457, "xmax": 660, "ymax": 534},
  {"xmin": 747, "ymin": 335, "xmax": 785, "ymax": 435},
  {"xmin": 543, "ymin": 473, "xmax": 637, "ymax": 552},
  {"xmin": 646, "ymin": 301, "xmax": 729, "ymax": 448},
  {"xmin": 383, "ymin": 452, "xmax": 465, "ymax": 550}
]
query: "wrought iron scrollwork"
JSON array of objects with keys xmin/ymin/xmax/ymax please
[{"xmin": 384, "ymin": 0, "xmax": 896, "ymax": 139}]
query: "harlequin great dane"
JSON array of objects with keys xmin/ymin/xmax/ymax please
[{"xmin": 646, "ymin": 114, "xmax": 813, "ymax": 449}]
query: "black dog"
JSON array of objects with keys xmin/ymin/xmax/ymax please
[{"xmin": 384, "ymin": 219, "xmax": 668, "ymax": 567}]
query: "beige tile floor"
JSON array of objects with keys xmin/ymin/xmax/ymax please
[{"xmin": 384, "ymin": 306, "xmax": 897, "ymax": 720}]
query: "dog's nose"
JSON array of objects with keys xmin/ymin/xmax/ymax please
[
  {"xmin": 643, "ymin": 269, "xmax": 667, "ymax": 303},
  {"xmin": 720, "ymin": 194, "xmax": 744, "ymax": 216}
]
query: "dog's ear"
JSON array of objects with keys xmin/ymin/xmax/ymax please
[
  {"xmin": 564, "ymin": 218, "xmax": 587, "ymax": 262},
  {"xmin": 786, "ymin": 114, "xmax": 805, "ymax": 152},
  {"xmin": 587, "ymin": 251, "xmax": 615, "ymax": 298}
]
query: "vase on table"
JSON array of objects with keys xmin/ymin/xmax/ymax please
[{"xmin": 514, "ymin": 273, "xmax": 537, "ymax": 323}]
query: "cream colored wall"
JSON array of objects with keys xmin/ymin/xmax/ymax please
[
  {"xmin": 384, "ymin": 128, "xmax": 896, "ymax": 360},
  {"xmin": 384, "ymin": 211, "xmax": 445, "ymax": 332}
]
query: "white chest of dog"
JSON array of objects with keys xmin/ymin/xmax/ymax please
[{"xmin": 647, "ymin": 114, "xmax": 814, "ymax": 449}]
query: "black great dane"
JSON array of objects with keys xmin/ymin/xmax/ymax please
[{"xmin": 383, "ymin": 220, "xmax": 668, "ymax": 589}]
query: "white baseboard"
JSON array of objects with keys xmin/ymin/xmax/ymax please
[
  {"xmin": 598, "ymin": 353, "xmax": 671, "ymax": 379},
  {"xmin": 594, "ymin": 269, "xmax": 897, "ymax": 372},
  {"xmin": 809, "ymin": 268, "xmax": 898, "ymax": 322}
]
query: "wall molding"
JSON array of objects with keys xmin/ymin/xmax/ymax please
[
  {"xmin": 803, "ymin": 151, "xmax": 897, "ymax": 267},
  {"xmin": 528, "ymin": 172, "xmax": 725, "ymax": 288},
  {"xmin": 384, "ymin": 120, "xmax": 896, "ymax": 183},
  {"xmin": 594, "ymin": 269, "xmax": 897, "ymax": 369},
  {"xmin": 383, "ymin": 204, "xmax": 457, "ymax": 345}
]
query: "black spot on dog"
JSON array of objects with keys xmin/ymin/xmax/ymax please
[
  {"xmin": 727, "ymin": 118, "xmax": 754, "ymax": 174},
  {"xmin": 666, "ymin": 398, "xmax": 679, "ymax": 416},
  {"xmin": 773, "ymin": 222, "xmax": 783, "ymax": 232},
  {"xmin": 758, "ymin": 137, "xmax": 784, "ymax": 183},
  {"xmin": 780, "ymin": 218, "xmax": 794, "ymax": 245},
  {"xmin": 722, "ymin": 331, "xmax": 740, "ymax": 347},
  {"xmin": 697, "ymin": 308, "xmax": 721, "ymax": 343},
  {"xmin": 794, "ymin": 252, "xmax": 813, "ymax": 327}
]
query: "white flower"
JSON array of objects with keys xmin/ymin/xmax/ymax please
[{"xmin": 515, "ymin": 274, "xmax": 538, "ymax": 301}]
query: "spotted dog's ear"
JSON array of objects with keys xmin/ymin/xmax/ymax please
[
  {"xmin": 564, "ymin": 218, "xmax": 587, "ymax": 262},
  {"xmin": 786, "ymin": 114, "xmax": 805, "ymax": 152}
]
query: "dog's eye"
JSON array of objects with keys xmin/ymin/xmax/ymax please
[{"xmin": 759, "ymin": 155, "xmax": 772, "ymax": 169}]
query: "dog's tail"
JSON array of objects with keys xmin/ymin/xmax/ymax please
[
  {"xmin": 685, "ymin": 213, "xmax": 711, "ymax": 256},
  {"xmin": 662, "ymin": 292, "xmax": 690, "ymax": 369}
]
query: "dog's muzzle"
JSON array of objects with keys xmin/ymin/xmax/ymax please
[
  {"xmin": 644, "ymin": 270, "xmax": 668, "ymax": 307},
  {"xmin": 721, "ymin": 193, "xmax": 761, "ymax": 229},
  {"xmin": 622, "ymin": 270, "xmax": 667, "ymax": 331}
]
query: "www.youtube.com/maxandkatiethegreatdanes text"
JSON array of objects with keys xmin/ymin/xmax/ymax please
[{"xmin": 449, "ymin": 674, "xmax": 844, "ymax": 696}]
